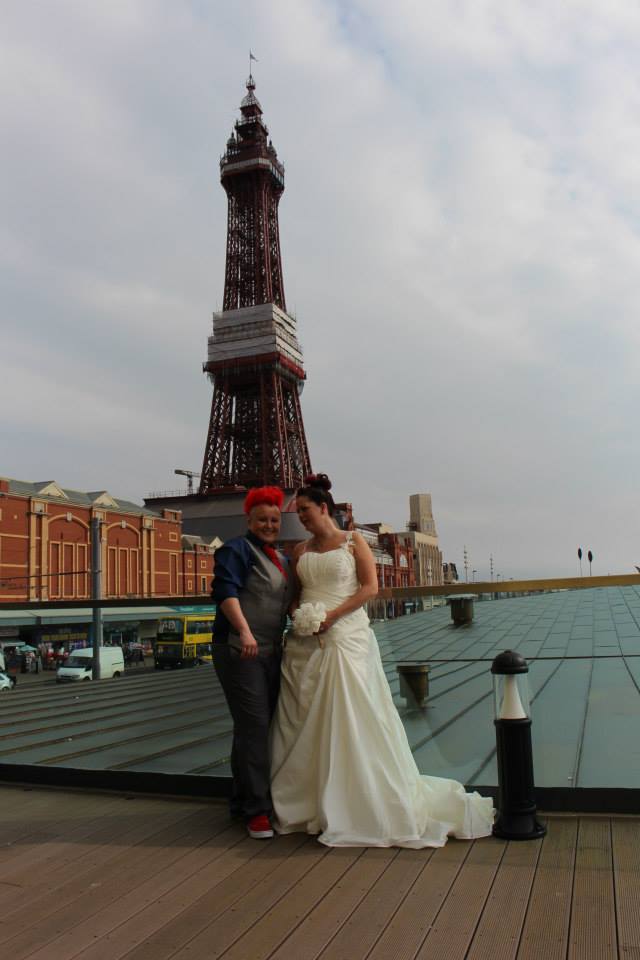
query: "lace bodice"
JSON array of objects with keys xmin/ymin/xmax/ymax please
[{"xmin": 297, "ymin": 537, "xmax": 363, "ymax": 614}]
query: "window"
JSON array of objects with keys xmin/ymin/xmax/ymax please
[
  {"xmin": 169, "ymin": 532, "xmax": 178, "ymax": 542},
  {"xmin": 186, "ymin": 619, "xmax": 214, "ymax": 634},
  {"xmin": 201, "ymin": 577, "xmax": 207, "ymax": 592},
  {"xmin": 200, "ymin": 559, "xmax": 206, "ymax": 569},
  {"xmin": 188, "ymin": 580, "xmax": 193, "ymax": 590}
]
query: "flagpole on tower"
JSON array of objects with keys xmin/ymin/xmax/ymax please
[{"xmin": 249, "ymin": 49, "xmax": 258, "ymax": 80}]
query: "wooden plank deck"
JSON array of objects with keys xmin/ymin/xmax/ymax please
[{"xmin": 1, "ymin": 787, "xmax": 638, "ymax": 959}]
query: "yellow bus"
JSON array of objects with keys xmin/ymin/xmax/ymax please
[{"xmin": 154, "ymin": 614, "xmax": 215, "ymax": 669}]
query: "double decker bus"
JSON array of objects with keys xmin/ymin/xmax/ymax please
[{"xmin": 154, "ymin": 614, "xmax": 215, "ymax": 669}]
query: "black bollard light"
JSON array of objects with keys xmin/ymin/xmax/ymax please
[{"xmin": 491, "ymin": 650, "xmax": 546, "ymax": 840}]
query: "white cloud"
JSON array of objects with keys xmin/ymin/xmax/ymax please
[{"xmin": 1, "ymin": 0, "xmax": 640, "ymax": 577}]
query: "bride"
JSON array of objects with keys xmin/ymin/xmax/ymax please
[{"xmin": 270, "ymin": 473, "xmax": 494, "ymax": 848}]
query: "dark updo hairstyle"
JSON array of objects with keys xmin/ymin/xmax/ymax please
[{"xmin": 297, "ymin": 473, "xmax": 336, "ymax": 516}]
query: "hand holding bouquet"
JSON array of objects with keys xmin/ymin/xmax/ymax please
[{"xmin": 292, "ymin": 602, "xmax": 327, "ymax": 638}]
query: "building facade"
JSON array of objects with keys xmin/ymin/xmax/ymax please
[
  {"xmin": 357, "ymin": 524, "xmax": 416, "ymax": 591},
  {"xmin": 400, "ymin": 529, "xmax": 444, "ymax": 586},
  {"xmin": 403, "ymin": 493, "xmax": 444, "ymax": 586},
  {"xmin": 360, "ymin": 493, "xmax": 447, "ymax": 594},
  {"xmin": 0, "ymin": 478, "xmax": 215, "ymax": 603}
]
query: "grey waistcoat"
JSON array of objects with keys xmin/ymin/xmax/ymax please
[{"xmin": 229, "ymin": 541, "xmax": 293, "ymax": 652}]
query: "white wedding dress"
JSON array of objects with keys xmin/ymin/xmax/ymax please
[{"xmin": 270, "ymin": 536, "xmax": 494, "ymax": 848}]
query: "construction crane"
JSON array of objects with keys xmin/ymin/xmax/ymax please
[{"xmin": 174, "ymin": 469, "xmax": 201, "ymax": 495}]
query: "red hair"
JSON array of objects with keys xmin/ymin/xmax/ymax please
[{"xmin": 243, "ymin": 486, "xmax": 285, "ymax": 514}]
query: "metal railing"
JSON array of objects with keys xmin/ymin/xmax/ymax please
[{"xmin": 378, "ymin": 572, "xmax": 640, "ymax": 600}]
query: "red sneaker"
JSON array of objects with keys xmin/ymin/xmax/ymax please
[{"xmin": 247, "ymin": 814, "xmax": 274, "ymax": 839}]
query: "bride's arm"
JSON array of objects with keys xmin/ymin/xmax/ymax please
[{"xmin": 318, "ymin": 532, "xmax": 378, "ymax": 632}]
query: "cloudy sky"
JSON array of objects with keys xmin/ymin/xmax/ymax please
[{"xmin": 2, "ymin": 0, "xmax": 639, "ymax": 579}]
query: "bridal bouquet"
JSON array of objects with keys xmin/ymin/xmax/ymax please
[{"xmin": 292, "ymin": 602, "xmax": 327, "ymax": 636}]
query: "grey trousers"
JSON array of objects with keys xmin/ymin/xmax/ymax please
[{"xmin": 214, "ymin": 644, "xmax": 281, "ymax": 819}]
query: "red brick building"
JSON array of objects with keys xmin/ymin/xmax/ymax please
[
  {"xmin": 355, "ymin": 524, "xmax": 416, "ymax": 590},
  {"xmin": 0, "ymin": 478, "xmax": 215, "ymax": 602},
  {"xmin": 378, "ymin": 532, "xmax": 416, "ymax": 589}
]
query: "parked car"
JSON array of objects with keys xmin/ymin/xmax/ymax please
[{"xmin": 0, "ymin": 671, "xmax": 16, "ymax": 692}]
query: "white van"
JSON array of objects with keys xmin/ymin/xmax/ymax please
[{"xmin": 56, "ymin": 647, "xmax": 125, "ymax": 682}]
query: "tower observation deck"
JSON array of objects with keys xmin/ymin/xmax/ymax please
[{"xmin": 199, "ymin": 75, "xmax": 312, "ymax": 494}]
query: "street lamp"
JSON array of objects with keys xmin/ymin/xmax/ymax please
[{"xmin": 491, "ymin": 650, "xmax": 546, "ymax": 840}]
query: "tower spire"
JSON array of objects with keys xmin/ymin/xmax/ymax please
[
  {"xmin": 220, "ymin": 73, "xmax": 286, "ymax": 312},
  {"xmin": 199, "ymin": 76, "xmax": 312, "ymax": 494}
]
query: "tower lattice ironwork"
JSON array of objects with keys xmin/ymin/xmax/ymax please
[{"xmin": 200, "ymin": 75, "xmax": 312, "ymax": 494}]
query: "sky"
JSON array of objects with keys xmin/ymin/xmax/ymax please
[{"xmin": 2, "ymin": 0, "xmax": 640, "ymax": 580}]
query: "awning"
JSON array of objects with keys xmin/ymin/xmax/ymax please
[{"xmin": 0, "ymin": 605, "xmax": 214, "ymax": 629}]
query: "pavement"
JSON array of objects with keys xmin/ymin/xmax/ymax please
[{"xmin": 5, "ymin": 656, "xmax": 156, "ymax": 687}]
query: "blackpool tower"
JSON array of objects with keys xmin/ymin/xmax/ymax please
[{"xmin": 199, "ymin": 74, "xmax": 312, "ymax": 494}]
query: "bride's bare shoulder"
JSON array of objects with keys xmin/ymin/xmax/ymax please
[
  {"xmin": 348, "ymin": 530, "xmax": 367, "ymax": 545},
  {"xmin": 350, "ymin": 530, "xmax": 372, "ymax": 555}
]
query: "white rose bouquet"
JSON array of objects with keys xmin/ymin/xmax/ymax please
[{"xmin": 292, "ymin": 601, "xmax": 327, "ymax": 637}]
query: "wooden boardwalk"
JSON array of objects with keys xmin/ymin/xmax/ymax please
[{"xmin": 1, "ymin": 786, "xmax": 638, "ymax": 959}]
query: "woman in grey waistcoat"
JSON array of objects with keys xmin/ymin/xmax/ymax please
[{"xmin": 212, "ymin": 486, "xmax": 293, "ymax": 839}]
